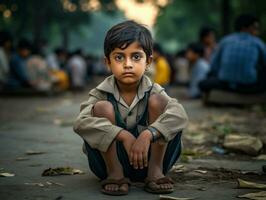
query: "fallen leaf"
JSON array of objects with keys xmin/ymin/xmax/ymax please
[
  {"xmin": 26, "ymin": 150, "xmax": 46, "ymax": 155},
  {"xmin": 241, "ymin": 171, "xmax": 261, "ymax": 175},
  {"xmin": 238, "ymin": 191, "xmax": 266, "ymax": 200},
  {"xmin": 237, "ymin": 179, "xmax": 266, "ymax": 189},
  {"xmin": 42, "ymin": 167, "xmax": 84, "ymax": 176},
  {"xmin": 25, "ymin": 182, "xmax": 45, "ymax": 187},
  {"xmin": 46, "ymin": 181, "xmax": 64, "ymax": 186},
  {"xmin": 16, "ymin": 157, "xmax": 30, "ymax": 161},
  {"xmin": 159, "ymin": 195, "xmax": 195, "ymax": 200},
  {"xmin": 171, "ymin": 165, "xmax": 186, "ymax": 173},
  {"xmin": 0, "ymin": 172, "xmax": 15, "ymax": 177},
  {"xmin": 194, "ymin": 170, "xmax": 207, "ymax": 174}
]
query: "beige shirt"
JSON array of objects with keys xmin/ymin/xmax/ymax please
[{"xmin": 73, "ymin": 75, "xmax": 188, "ymax": 152}]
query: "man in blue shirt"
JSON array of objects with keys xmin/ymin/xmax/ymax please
[
  {"xmin": 7, "ymin": 39, "xmax": 34, "ymax": 89},
  {"xmin": 200, "ymin": 14, "xmax": 266, "ymax": 94}
]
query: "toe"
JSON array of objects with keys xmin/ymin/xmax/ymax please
[{"xmin": 119, "ymin": 183, "xmax": 129, "ymax": 192}]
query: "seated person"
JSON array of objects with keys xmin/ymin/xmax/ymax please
[
  {"xmin": 67, "ymin": 49, "xmax": 87, "ymax": 90},
  {"xmin": 0, "ymin": 31, "xmax": 13, "ymax": 89},
  {"xmin": 152, "ymin": 43, "xmax": 171, "ymax": 87},
  {"xmin": 186, "ymin": 43, "xmax": 210, "ymax": 98},
  {"xmin": 26, "ymin": 46, "xmax": 52, "ymax": 91},
  {"xmin": 73, "ymin": 21, "xmax": 188, "ymax": 196},
  {"xmin": 6, "ymin": 39, "xmax": 34, "ymax": 90},
  {"xmin": 200, "ymin": 14, "xmax": 266, "ymax": 94},
  {"xmin": 46, "ymin": 47, "xmax": 69, "ymax": 91},
  {"xmin": 198, "ymin": 26, "xmax": 217, "ymax": 62}
]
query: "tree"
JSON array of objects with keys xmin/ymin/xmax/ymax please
[{"xmin": 0, "ymin": 0, "xmax": 117, "ymax": 48}]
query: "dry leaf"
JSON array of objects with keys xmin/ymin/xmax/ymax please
[
  {"xmin": 238, "ymin": 191, "xmax": 266, "ymax": 200},
  {"xmin": 26, "ymin": 150, "xmax": 46, "ymax": 155},
  {"xmin": 194, "ymin": 170, "xmax": 207, "ymax": 174},
  {"xmin": 237, "ymin": 179, "xmax": 266, "ymax": 189},
  {"xmin": 42, "ymin": 167, "xmax": 84, "ymax": 176},
  {"xmin": 25, "ymin": 182, "xmax": 45, "ymax": 187},
  {"xmin": 16, "ymin": 157, "xmax": 30, "ymax": 161},
  {"xmin": 0, "ymin": 172, "xmax": 15, "ymax": 177},
  {"xmin": 46, "ymin": 181, "xmax": 64, "ymax": 186},
  {"xmin": 159, "ymin": 195, "xmax": 195, "ymax": 200}
]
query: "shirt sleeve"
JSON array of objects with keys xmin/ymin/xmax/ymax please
[
  {"xmin": 73, "ymin": 89, "xmax": 123, "ymax": 152},
  {"xmin": 149, "ymin": 84, "xmax": 189, "ymax": 142}
]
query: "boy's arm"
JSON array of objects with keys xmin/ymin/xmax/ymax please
[
  {"xmin": 73, "ymin": 89, "xmax": 123, "ymax": 152},
  {"xmin": 149, "ymin": 85, "xmax": 189, "ymax": 142}
]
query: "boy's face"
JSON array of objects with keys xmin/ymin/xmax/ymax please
[{"xmin": 105, "ymin": 41, "xmax": 151, "ymax": 86}]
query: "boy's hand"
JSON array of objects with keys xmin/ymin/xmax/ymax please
[
  {"xmin": 129, "ymin": 130, "xmax": 152, "ymax": 169},
  {"xmin": 116, "ymin": 129, "xmax": 136, "ymax": 157}
]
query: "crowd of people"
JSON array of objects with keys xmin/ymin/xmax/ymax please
[
  {"xmin": 0, "ymin": 33, "xmax": 99, "ymax": 94},
  {"xmin": 0, "ymin": 13, "xmax": 265, "ymax": 99},
  {"xmin": 150, "ymin": 13, "xmax": 266, "ymax": 100}
]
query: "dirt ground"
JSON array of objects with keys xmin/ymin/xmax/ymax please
[{"xmin": 0, "ymin": 76, "xmax": 265, "ymax": 200}]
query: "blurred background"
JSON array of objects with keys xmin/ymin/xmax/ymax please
[
  {"xmin": 0, "ymin": 1, "xmax": 266, "ymax": 199},
  {"xmin": 0, "ymin": 0, "xmax": 266, "ymax": 95},
  {"xmin": 1, "ymin": 0, "xmax": 266, "ymax": 53}
]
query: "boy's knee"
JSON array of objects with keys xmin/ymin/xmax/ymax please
[
  {"xmin": 93, "ymin": 101, "xmax": 115, "ymax": 119},
  {"xmin": 148, "ymin": 94, "xmax": 168, "ymax": 113}
]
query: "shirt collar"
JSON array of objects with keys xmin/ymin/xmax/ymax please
[{"xmin": 96, "ymin": 75, "xmax": 153, "ymax": 103}]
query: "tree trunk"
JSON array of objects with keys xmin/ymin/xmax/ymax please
[{"xmin": 221, "ymin": 0, "xmax": 231, "ymax": 36}]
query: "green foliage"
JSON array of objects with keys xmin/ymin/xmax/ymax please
[
  {"xmin": 0, "ymin": 0, "xmax": 118, "ymax": 47},
  {"xmin": 155, "ymin": 0, "xmax": 266, "ymax": 53},
  {"xmin": 155, "ymin": 0, "xmax": 220, "ymax": 52}
]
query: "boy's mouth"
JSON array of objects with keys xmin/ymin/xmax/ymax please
[{"xmin": 122, "ymin": 72, "xmax": 135, "ymax": 76}]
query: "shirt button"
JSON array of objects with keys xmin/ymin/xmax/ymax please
[{"xmin": 128, "ymin": 111, "xmax": 132, "ymax": 116}]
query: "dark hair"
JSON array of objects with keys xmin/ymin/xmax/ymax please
[
  {"xmin": 0, "ymin": 31, "xmax": 12, "ymax": 46},
  {"xmin": 187, "ymin": 42, "xmax": 204, "ymax": 57},
  {"xmin": 104, "ymin": 20, "xmax": 153, "ymax": 61},
  {"xmin": 199, "ymin": 26, "xmax": 215, "ymax": 41},
  {"xmin": 235, "ymin": 14, "xmax": 258, "ymax": 31},
  {"xmin": 17, "ymin": 38, "xmax": 32, "ymax": 50}
]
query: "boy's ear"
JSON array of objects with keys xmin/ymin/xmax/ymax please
[
  {"xmin": 146, "ymin": 56, "xmax": 153, "ymax": 65},
  {"xmin": 104, "ymin": 57, "xmax": 111, "ymax": 71}
]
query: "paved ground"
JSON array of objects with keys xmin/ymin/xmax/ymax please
[{"xmin": 0, "ymin": 76, "xmax": 265, "ymax": 200}]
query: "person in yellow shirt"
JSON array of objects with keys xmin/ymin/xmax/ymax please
[{"xmin": 152, "ymin": 43, "xmax": 171, "ymax": 87}]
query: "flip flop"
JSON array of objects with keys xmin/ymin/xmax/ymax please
[
  {"xmin": 144, "ymin": 177, "xmax": 174, "ymax": 194},
  {"xmin": 101, "ymin": 178, "xmax": 131, "ymax": 196}
]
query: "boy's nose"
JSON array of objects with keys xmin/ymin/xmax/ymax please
[{"xmin": 124, "ymin": 58, "xmax": 133, "ymax": 69}]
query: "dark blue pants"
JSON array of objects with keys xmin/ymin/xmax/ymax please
[{"xmin": 84, "ymin": 132, "xmax": 182, "ymax": 182}]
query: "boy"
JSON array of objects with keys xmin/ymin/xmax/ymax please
[
  {"xmin": 185, "ymin": 42, "xmax": 210, "ymax": 99},
  {"xmin": 73, "ymin": 21, "xmax": 188, "ymax": 196}
]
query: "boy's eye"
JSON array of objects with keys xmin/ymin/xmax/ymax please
[
  {"xmin": 114, "ymin": 54, "xmax": 124, "ymax": 61},
  {"xmin": 132, "ymin": 54, "xmax": 142, "ymax": 61}
]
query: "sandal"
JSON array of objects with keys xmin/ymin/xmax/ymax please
[
  {"xmin": 144, "ymin": 177, "xmax": 174, "ymax": 194},
  {"xmin": 101, "ymin": 178, "xmax": 131, "ymax": 196}
]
